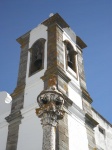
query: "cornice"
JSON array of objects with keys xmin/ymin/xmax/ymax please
[
  {"xmin": 16, "ymin": 31, "xmax": 30, "ymax": 46},
  {"xmin": 76, "ymin": 36, "xmax": 87, "ymax": 49},
  {"xmin": 85, "ymin": 113, "xmax": 99, "ymax": 128},
  {"xmin": 81, "ymin": 87, "xmax": 93, "ymax": 104},
  {"xmin": 41, "ymin": 66, "xmax": 71, "ymax": 83},
  {"xmin": 42, "ymin": 13, "xmax": 69, "ymax": 28}
]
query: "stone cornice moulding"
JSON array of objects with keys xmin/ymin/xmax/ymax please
[
  {"xmin": 76, "ymin": 36, "xmax": 87, "ymax": 49},
  {"xmin": 42, "ymin": 13, "xmax": 69, "ymax": 28},
  {"xmin": 81, "ymin": 87, "xmax": 93, "ymax": 104},
  {"xmin": 0, "ymin": 111, "xmax": 10, "ymax": 127},
  {"xmin": 41, "ymin": 66, "xmax": 71, "ymax": 84},
  {"xmin": 5, "ymin": 110, "xmax": 22, "ymax": 123},
  {"xmin": 16, "ymin": 31, "xmax": 30, "ymax": 45},
  {"xmin": 85, "ymin": 113, "xmax": 99, "ymax": 128}
]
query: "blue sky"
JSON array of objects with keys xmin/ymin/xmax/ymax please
[{"xmin": 0, "ymin": 1, "xmax": 112, "ymax": 123}]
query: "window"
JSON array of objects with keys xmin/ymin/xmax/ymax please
[
  {"xmin": 29, "ymin": 38, "xmax": 46, "ymax": 76},
  {"xmin": 99, "ymin": 126, "xmax": 105, "ymax": 135},
  {"xmin": 64, "ymin": 40, "xmax": 77, "ymax": 73}
]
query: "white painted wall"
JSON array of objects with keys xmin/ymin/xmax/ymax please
[
  {"xmin": 92, "ymin": 109, "xmax": 112, "ymax": 150},
  {"xmin": 24, "ymin": 78, "xmax": 44, "ymax": 108},
  {"xmin": 24, "ymin": 24, "xmax": 47, "ymax": 108},
  {"xmin": 17, "ymin": 24, "xmax": 47, "ymax": 150},
  {"xmin": 68, "ymin": 84, "xmax": 82, "ymax": 108},
  {"xmin": 17, "ymin": 106, "xmax": 43, "ymax": 150},
  {"xmin": 29, "ymin": 24, "xmax": 47, "ymax": 49},
  {"xmin": 68, "ymin": 113, "xmax": 89, "ymax": 150},
  {"xmin": 63, "ymin": 30, "xmax": 82, "ymax": 109},
  {"xmin": 0, "ymin": 98, "xmax": 11, "ymax": 150},
  {"xmin": 0, "ymin": 123, "xmax": 9, "ymax": 150}
]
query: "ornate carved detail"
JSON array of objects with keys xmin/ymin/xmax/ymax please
[
  {"xmin": 36, "ymin": 75, "xmax": 65, "ymax": 150},
  {"xmin": 36, "ymin": 101, "xmax": 65, "ymax": 126},
  {"xmin": 36, "ymin": 75, "xmax": 65, "ymax": 125}
]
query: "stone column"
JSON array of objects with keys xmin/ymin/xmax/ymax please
[
  {"xmin": 42, "ymin": 121, "xmax": 56, "ymax": 150},
  {"xmin": 36, "ymin": 75, "xmax": 65, "ymax": 150}
]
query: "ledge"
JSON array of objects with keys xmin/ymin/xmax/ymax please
[
  {"xmin": 81, "ymin": 87, "xmax": 93, "ymax": 104},
  {"xmin": 42, "ymin": 13, "xmax": 69, "ymax": 28},
  {"xmin": 76, "ymin": 36, "xmax": 87, "ymax": 49},
  {"xmin": 85, "ymin": 113, "xmax": 99, "ymax": 128}
]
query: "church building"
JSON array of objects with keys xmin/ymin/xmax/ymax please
[{"xmin": 0, "ymin": 13, "xmax": 112, "ymax": 150}]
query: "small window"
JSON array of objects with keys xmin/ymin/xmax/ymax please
[
  {"xmin": 29, "ymin": 38, "xmax": 46, "ymax": 76},
  {"xmin": 99, "ymin": 126, "xmax": 105, "ymax": 135},
  {"xmin": 64, "ymin": 41, "xmax": 77, "ymax": 73}
]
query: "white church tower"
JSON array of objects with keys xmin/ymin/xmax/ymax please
[{"xmin": 1, "ymin": 13, "xmax": 112, "ymax": 150}]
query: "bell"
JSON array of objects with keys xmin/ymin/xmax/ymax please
[{"xmin": 34, "ymin": 59, "xmax": 42, "ymax": 69}]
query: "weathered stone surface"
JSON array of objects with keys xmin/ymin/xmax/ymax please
[
  {"xmin": 85, "ymin": 114, "xmax": 98, "ymax": 149},
  {"xmin": 42, "ymin": 125, "xmax": 56, "ymax": 150},
  {"xmin": 17, "ymin": 43, "xmax": 29, "ymax": 87},
  {"xmin": 56, "ymin": 113, "xmax": 69, "ymax": 150},
  {"xmin": 36, "ymin": 76, "xmax": 65, "ymax": 150},
  {"xmin": 77, "ymin": 48, "xmax": 87, "ymax": 90},
  {"xmin": 5, "ymin": 33, "xmax": 30, "ymax": 150}
]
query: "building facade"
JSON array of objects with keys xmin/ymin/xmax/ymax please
[{"xmin": 0, "ymin": 13, "xmax": 112, "ymax": 150}]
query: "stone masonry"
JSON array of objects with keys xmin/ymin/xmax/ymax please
[{"xmin": 5, "ymin": 32, "xmax": 30, "ymax": 150}]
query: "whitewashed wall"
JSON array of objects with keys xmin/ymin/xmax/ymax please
[
  {"xmin": 68, "ymin": 113, "xmax": 89, "ymax": 150},
  {"xmin": 92, "ymin": 109, "xmax": 112, "ymax": 150},
  {"xmin": 63, "ymin": 30, "xmax": 82, "ymax": 109},
  {"xmin": 17, "ymin": 24, "xmax": 47, "ymax": 150},
  {"xmin": 24, "ymin": 24, "xmax": 47, "ymax": 108},
  {"xmin": 17, "ymin": 107, "xmax": 43, "ymax": 150},
  {"xmin": 0, "ymin": 99, "xmax": 11, "ymax": 150}
]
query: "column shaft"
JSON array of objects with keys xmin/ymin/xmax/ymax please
[{"xmin": 42, "ymin": 125, "xmax": 56, "ymax": 150}]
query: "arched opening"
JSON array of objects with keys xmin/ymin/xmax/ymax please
[
  {"xmin": 64, "ymin": 40, "xmax": 77, "ymax": 73},
  {"xmin": 29, "ymin": 38, "xmax": 46, "ymax": 76}
]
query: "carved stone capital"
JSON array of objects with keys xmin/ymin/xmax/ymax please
[
  {"xmin": 36, "ymin": 75, "xmax": 65, "ymax": 150},
  {"xmin": 36, "ymin": 101, "xmax": 65, "ymax": 127}
]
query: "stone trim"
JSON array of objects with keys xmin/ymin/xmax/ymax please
[
  {"xmin": 56, "ymin": 112, "xmax": 69, "ymax": 150},
  {"xmin": 85, "ymin": 113, "xmax": 98, "ymax": 128},
  {"xmin": 5, "ymin": 113, "xmax": 22, "ymax": 150},
  {"xmin": 81, "ymin": 87, "xmax": 93, "ymax": 104},
  {"xmin": 42, "ymin": 13, "xmax": 69, "ymax": 28},
  {"xmin": 5, "ymin": 91, "xmax": 24, "ymax": 150},
  {"xmin": 16, "ymin": 31, "xmax": 30, "ymax": 46},
  {"xmin": 42, "ymin": 66, "xmax": 71, "ymax": 83},
  {"xmin": 76, "ymin": 36, "xmax": 87, "ymax": 49},
  {"xmin": 5, "ymin": 31, "xmax": 30, "ymax": 150}
]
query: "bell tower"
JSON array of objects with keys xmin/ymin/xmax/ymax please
[{"xmin": 6, "ymin": 13, "xmax": 98, "ymax": 150}]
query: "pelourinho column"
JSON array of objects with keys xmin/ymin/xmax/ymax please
[{"xmin": 36, "ymin": 75, "xmax": 65, "ymax": 150}]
